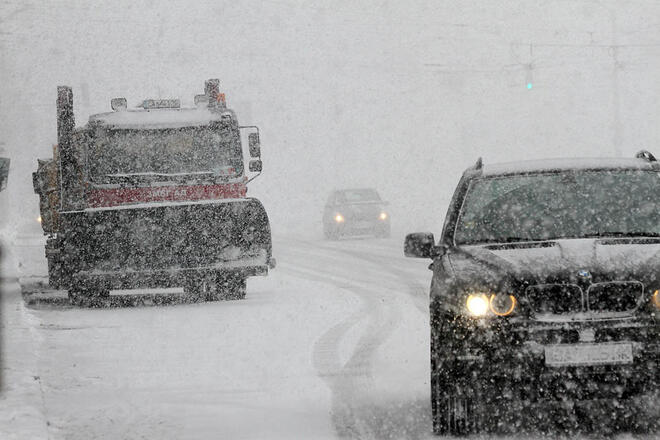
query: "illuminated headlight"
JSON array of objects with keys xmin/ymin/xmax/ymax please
[
  {"xmin": 466, "ymin": 294, "xmax": 489, "ymax": 317},
  {"xmin": 37, "ymin": 216, "xmax": 42, "ymax": 224},
  {"xmin": 378, "ymin": 212, "xmax": 388, "ymax": 221},
  {"xmin": 489, "ymin": 294, "xmax": 517, "ymax": 316},
  {"xmin": 334, "ymin": 214, "xmax": 344, "ymax": 223},
  {"xmin": 653, "ymin": 290, "xmax": 660, "ymax": 309},
  {"xmin": 466, "ymin": 293, "xmax": 517, "ymax": 317}
]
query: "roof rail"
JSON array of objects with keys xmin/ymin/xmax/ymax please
[
  {"xmin": 474, "ymin": 157, "xmax": 483, "ymax": 170},
  {"xmin": 635, "ymin": 150, "xmax": 657, "ymax": 162}
]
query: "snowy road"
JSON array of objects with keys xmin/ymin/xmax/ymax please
[
  {"xmin": 3, "ymin": 236, "xmax": 656, "ymax": 439},
  {"xmin": 1, "ymin": 235, "xmax": 433, "ymax": 439}
]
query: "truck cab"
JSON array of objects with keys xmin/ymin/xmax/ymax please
[{"xmin": 33, "ymin": 80, "xmax": 274, "ymax": 305}]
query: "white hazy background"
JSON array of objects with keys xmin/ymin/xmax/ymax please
[{"xmin": 2, "ymin": 0, "xmax": 660, "ymax": 244}]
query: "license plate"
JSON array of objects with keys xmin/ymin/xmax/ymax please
[{"xmin": 544, "ymin": 342, "xmax": 633, "ymax": 367}]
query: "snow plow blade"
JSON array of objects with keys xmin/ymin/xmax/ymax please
[{"xmin": 53, "ymin": 198, "xmax": 273, "ymax": 292}]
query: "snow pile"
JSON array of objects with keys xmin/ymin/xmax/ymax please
[{"xmin": 0, "ymin": 281, "xmax": 50, "ymax": 440}]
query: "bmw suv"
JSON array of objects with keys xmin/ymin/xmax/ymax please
[{"xmin": 405, "ymin": 151, "xmax": 659, "ymax": 435}]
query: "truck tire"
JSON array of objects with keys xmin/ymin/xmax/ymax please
[
  {"xmin": 183, "ymin": 277, "xmax": 214, "ymax": 303},
  {"xmin": 214, "ymin": 274, "xmax": 246, "ymax": 301},
  {"xmin": 68, "ymin": 282, "xmax": 110, "ymax": 307},
  {"xmin": 45, "ymin": 238, "xmax": 64, "ymax": 289}
]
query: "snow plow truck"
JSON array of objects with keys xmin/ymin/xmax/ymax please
[{"xmin": 33, "ymin": 79, "xmax": 275, "ymax": 305}]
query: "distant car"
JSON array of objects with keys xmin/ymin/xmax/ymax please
[
  {"xmin": 323, "ymin": 188, "xmax": 390, "ymax": 239},
  {"xmin": 405, "ymin": 151, "xmax": 660, "ymax": 435}
]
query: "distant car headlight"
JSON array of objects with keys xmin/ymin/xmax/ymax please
[
  {"xmin": 653, "ymin": 290, "xmax": 660, "ymax": 309},
  {"xmin": 334, "ymin": 214, "xmax": 344, "ymax": 223},
  {"xmin": 466, "ymin": 294, "xmax": 489, "ymax": 317},
  {"xmin": 379, "ymin": 212, "xmax": 388, "ymax": 221},
  {"xmin": 466, "ymin": 292, "xmax": 517, "ymax": 317}
]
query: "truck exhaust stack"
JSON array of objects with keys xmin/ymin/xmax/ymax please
[{"xmin": 57, "ymin": 86, "xmax": 83, "ymax": 211}]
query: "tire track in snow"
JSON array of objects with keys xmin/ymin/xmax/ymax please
[
  {"xmin": 318, "ymin": 242, "xmax": 430, "ymax": 315},
  {"xmin": 278, "ymin": 238, "xmax": 430, "ymax": 439}
]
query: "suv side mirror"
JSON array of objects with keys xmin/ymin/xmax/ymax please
[
  {"xmin": 248, "ymin": 133, "xmax": 261, "ymax": 158},
  {"xmin": 249, "ymin": 159, "xmax": 262, "ymax": 172},
  {"xmin": 404, "ymin": 232, "xmax": 438, "ymax": 258}
]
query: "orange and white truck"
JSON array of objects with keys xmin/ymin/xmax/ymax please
[{"xmin": 33, "ymin": 79, "xmax": 274, "ymax": 305}]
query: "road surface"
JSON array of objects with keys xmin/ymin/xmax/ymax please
[
  {"xmin": 2, "ymin": 235, "xmax": 654, "ymax": 439},
  {"xmin": 1, "ymin": 235, "xmax": 432, "ymax": 439}
]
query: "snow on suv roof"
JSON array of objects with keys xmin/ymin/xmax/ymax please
[
  {"xmin": 88, "ymin": 107, "xmax": 231, "ymax": 129},
  {"xmin": 481, "ymin": 157, "xmax": 658, "ymax": 176}
]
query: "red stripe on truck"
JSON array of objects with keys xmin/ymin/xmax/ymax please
[{"xmin": 87, "ymin": 183, "xmax": 247, "ymax": 208}]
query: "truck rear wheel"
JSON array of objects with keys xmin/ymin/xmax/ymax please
[
  {"xmin": 184, "ymin": 274, "xmax": 246, "ymax": 301},
  {"xmin": 214, "ymin": 275, "xmax": 246, "ymax": 301},
  {"xmin": 68, "ymin": 283, "xmax": 110, "ymax": 307},
  {"xmin": 183, "ymin": 277, "xmax": 215, "ymax": 303}
]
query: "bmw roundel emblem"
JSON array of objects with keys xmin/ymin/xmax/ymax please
[{"xmin": 577, "ymin": 269, "xmax": 591, "ymax": 279}]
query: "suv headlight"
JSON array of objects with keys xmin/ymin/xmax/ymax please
[
  {"xmin": 466, "ymin": 294, "xmax": 489, "ymax": 316},
  {"xmin": 489, "ymin": 293, "xmax": 517, "ymax": 316},
  {"xmin": 466, "ymin": 293, "xmax": 517, "ymax": 317}
]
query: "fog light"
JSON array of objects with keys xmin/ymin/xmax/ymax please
[
  {"xmin": 466, "ymin": 294, "xmax": 489, "ymax": 317},
  {"xmin": 653, "ymin": 290, "xmax": 660, "ymax": 309},
  {"xmin": 379, "ymin": 212, "xmax": 388, "ymax": 221},
  {"xmin": 489, "ymin": 294, "xmax": 517, "ymax": 316},
  {"xmin": 334, "ymin": 214, "xmax": 344, "ymax": 223}
]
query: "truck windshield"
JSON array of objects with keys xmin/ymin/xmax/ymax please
[
  {"xmin": 454, "ymin": 170, "xmax": 660, "ymax": 245},
  {"xmin": 88, "ymin": 126, "xmax": 243, "ymax": 182}
]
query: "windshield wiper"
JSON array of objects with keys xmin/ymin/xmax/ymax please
[{"xmin": 461, "ymin": 237, "xmax": 548, "ymax": 245}]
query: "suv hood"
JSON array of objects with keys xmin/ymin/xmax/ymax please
[{"xmin": 449, "ymin": 238, "xmax": 660, "ymax": 287}]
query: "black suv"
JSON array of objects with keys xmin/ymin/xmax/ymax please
[{"xmin": 405, "ymin": 152, "xmax": 659, "ymax": 435}]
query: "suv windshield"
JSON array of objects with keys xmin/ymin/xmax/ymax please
[
  {"xmin": 455, "ymin": 170, "xmax": 660, "ymax": 245},
  {"xmin": 88, "ymin": 125, "xmax": 243, "ymax": 182}
]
